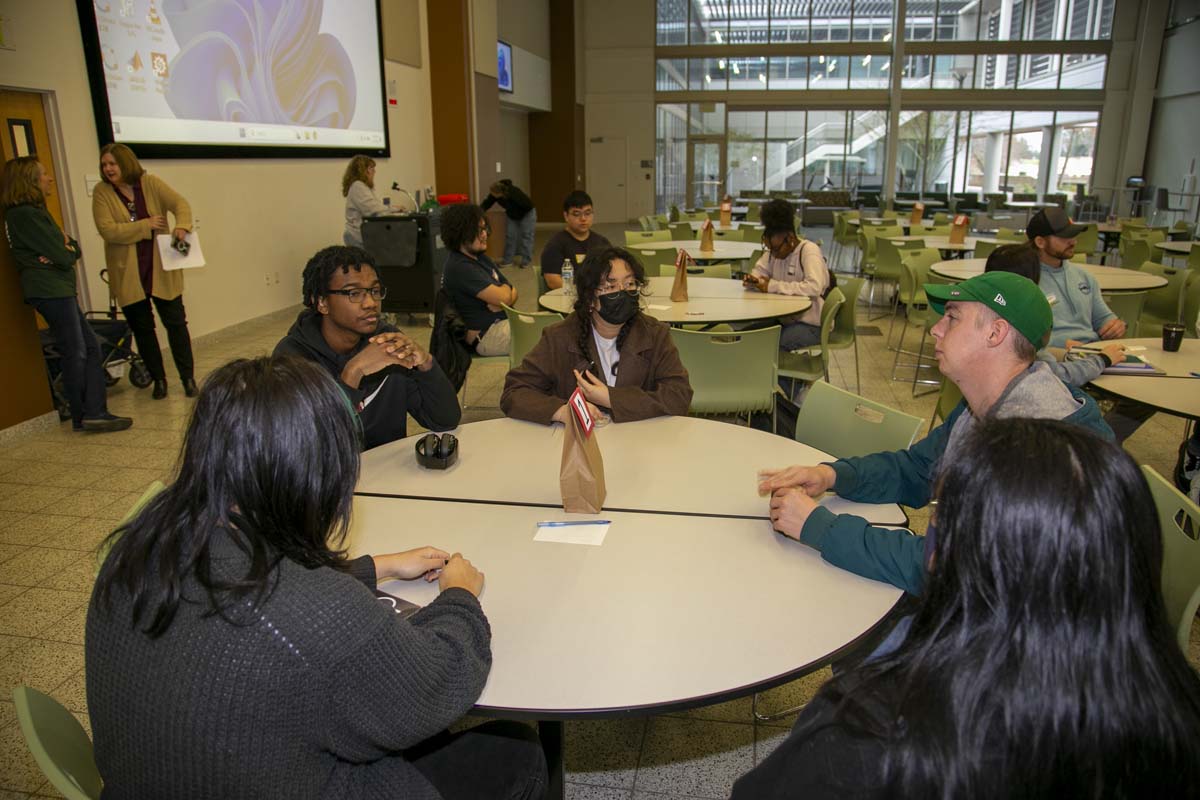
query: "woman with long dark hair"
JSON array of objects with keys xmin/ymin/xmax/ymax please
[
  {"xmin": 1, "ymin": 156, "xmax": 131, "ymax": 432},
  {"xmin": 500, "ymin": 246, "xmax": 692, "ymax": 425},
  {"xmin": 93, "ymin": 142, "xmax": 196, "ymax": 399},
  {"xmin": 733, "ymin": 418, "xmax": 1200, "ymax": 799},
  {"xmin": 86, "ymin": 356, "xmax": 546, "ymax": 799}
]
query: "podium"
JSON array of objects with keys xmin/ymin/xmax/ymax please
[{"xmin": 361, "ymin": 212, "xmax": 446, "ymax": 315}]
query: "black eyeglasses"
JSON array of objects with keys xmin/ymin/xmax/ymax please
[{"xmin": 327, "ymin": 286, "xmax": 387, "ymax": 304}]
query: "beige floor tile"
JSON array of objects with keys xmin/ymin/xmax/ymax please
[
  {"xmin": 0, "ymin": 487, "xmax": 75, "ymax": 516},
  {"xmin": 0, "ymin": 721, "xmax": 49, "ymax": 793},
  {"xmin": 0, "ymin": 511, "xmax": 28, "ymax": 532},
  {"xmin": 46, "ymin": 670, "xmax": 87, "ymax": 715},
  {"xmin": 39, "ymin": 604, "xmax": 88, "ymax": 647},
  {"xmin": 0, "ymin": 544, "xmax": 29, "ymax": 566},
  {"xmin": 0, "ymin": 549, "xmax": 89, "ymax": 588},
  {"xmin": 94, "ymin": 468, "xmax": 167, "ymax": 494},
  {"xmin": 0, "ymin": 637, "xmax": 84, "ymax": 695},
  {"xmin": 0, "ymin": 588, "xmax": 88, "ymax": 639},
  {"xmin": 0, "ymin": 516, "xmax": 89, "ymax": 548},
  {"xmin": 35, "ymin": 490, "xmax": 128, "ymax": 519},
  {"xmin": 40, "ymin": 559, "xmax": 98, "ymax": 596}
]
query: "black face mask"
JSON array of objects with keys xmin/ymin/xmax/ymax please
[{"xmin": 596, "ymin": 289, "xmax": 640, "ymax": 325}]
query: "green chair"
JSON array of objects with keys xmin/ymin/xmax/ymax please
[
  {"xmin": 533, "ymin": 263, "xmax": 549, "ymax": 297},
  {"xmin": 653, "ymin": 213, "xmax": 670, "ymax": 230},
  {"xmin": 996, "ymin": 227, "xmax": 1025, "ymax": 242},
  {"xmin": 1183, "ymin": 272, "xmax": 1200, "ymax": 338},
  {"xmin": 624, "ymin": 230, "xmax": 670, "ymax": 246},
  {"xmin": 891, "ymin": 249, "xmax": 941, "ymax": 395},
  {"xmin": 826, "ymin": 277, "xmax": 864, "ymax": 395},
  {"xmin": 928, "ymin": 377, "xmax": 964, "ymax": 434},
  {"xmin": 1190, "ymin": 244, "xmax": 1200, "ymax": 272},
  {"xmin": 1074, "ymin": 224, "xmax": 1099, "ymax": 262},
  {"xmin": 1142, "ymin": 466, "xmax": 1200, "ymax": 654},
  {"xmin": 666, "ymin": 262, "xmax": 733, "ymax": 280},
  {"xmin": 924, "ymin": 224, "xmax": 951, "ymax": 237},
  {"xmin": 12, "ymin": 686, "xmax": 102, "ymax": 800},
  {"xmin": 1101, "ymin": 291, "xmax": 1148, "ymax": 337},
  {"xmin": 636, "ymin": 247, "xmax": 679, "ymax": 279},
  {"xmin": 830, "ymin": 211, "xmax": 859, "ymax": 273},
  {"xmin": 668, "ymin": 222, "xmax": 692, "ymax": 240},
  {"xmin": 1136, "ymin": 262, "xmax": 1189, "ymax": 338},
  {"xmin": 744, "ymin": 204, "xmax": 762, "ymax": 222},
  {"xmin": 638, "ymin": 215, "xmax": 654, "ymax": 231},
  {"xmin": 682, "ymin": 211, "xmax": 708, "ymax": 222},
  {"xmin": 932, "ymin": 211, "xmax": 950, "ymax": 225},
  {"xmin": 778, "ymin": 287, "xmax": 847, "ymax": 392},
  {"xmin": 973, "ymin": 239, "xmax": 999, "ymax": 260},
  {"xmin": 712, "ymin": 228, "xmax": 741, "ymax": 240},
  {"xmin": 1120, "ymin": 236, "xmax": 1153, "ymax": 270},
  {"xmin": 873, "ymin": 235, "xmax": 917, "ymax": 323},
  {"xmin": 503, "ymin": 304, "xmax": 563, "ymax": 369},
  {"xmin": 668, "ymin": 325, "xmax": 781, "ymax": 427},
  {"xmin": 793, "ymin": 380, "xmax": 923, "ymax": 459}
]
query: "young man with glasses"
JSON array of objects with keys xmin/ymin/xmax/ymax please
[
  {"xmin": 538, "ymin": 191, "xmax": 612, "ymax": 291},
  {"xmin": 440, "ymin": 202, "xmax": 517, "ymax": 356},
  {"xmin": 274, "ymin": 245, "xmax": 460, "ymax": 449}
]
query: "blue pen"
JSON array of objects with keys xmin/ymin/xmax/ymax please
[{"xmin": 536, "ymin": 520, "xmax": 612, "ymax": 527}]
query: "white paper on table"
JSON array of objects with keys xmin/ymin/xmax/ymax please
[
  {"xmin": 156, "ymin": 231, "xmax": 206, "ymax": 271},
  {"xmin": 533, "ymin": 523, "xmax": 610, "ymax": 546},
  {"xmin": 647, "ymin": 304, "xmax": 672, "ymax": 310}
]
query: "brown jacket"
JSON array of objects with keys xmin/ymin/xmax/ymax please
[
  {"xmin": 501, "ymin": 312, "xmax": 693, "ymax": 425},
  {"xmin": 92, "ymin": 173, "xmax": 193, "ymax": 307}
]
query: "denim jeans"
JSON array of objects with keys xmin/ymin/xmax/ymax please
[
  {"xmin": 408, "ymin": 719, "xmax": 547, "ymax": 800},
  {"xmin": 504, "ymin": 210, "xmax": 537, "ymax": 263},
  {"xmin": 30, "ymin": 296, "xmax": 108, "ymax": 423},
  {"xmin": 122, "ymin": 295, "xmax": 195, "ymax": 381}
]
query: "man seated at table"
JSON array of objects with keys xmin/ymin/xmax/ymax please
[
  {"xmin": 501, "ymin": 246, "xmax": 693, "ymax": 426},
  {"xmin": 984, "ymin": 242, "xmax": 1126, "ymax": 387},
  {"xmin": 741, "ymin": 198, "xmax": 831, "ymax": 350},
  {"xmin": 441, "ymin": 202, "xmax": 517, "ymax": 356},
  {"xmin": 539, "ymin": 191, "xmax": 612, "ymax": 291},
  {"xmin": 275, "ymin": 245, "xmax": 461, "ymax": 450},
  {"xmin": 1026, "ymin": 207, "xmax": 1151, "ymax": 443},
  {"xmin": 759, "ymin": 272, "xmax": 1113, "ymax": 596}
]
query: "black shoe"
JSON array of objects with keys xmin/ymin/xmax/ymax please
[
  {"xmin": 80, "ymin": 413, "xmax": 133, "ymax": 433},
  {"xmin": 182, "ymin": 377, "xmax": 198, "ymax": 398},
  {"xmin": 152, "ymin": 379, "xmax": 168, "ymax": 399}
]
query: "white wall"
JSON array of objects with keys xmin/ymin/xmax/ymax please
[
  {"xmin": 1145, "ymin": 16, "xmax": 1200, "ymax": 213},
  {"xmin": 582, "ymin": 0, "xmax": 655, "ymax": 223},
  {"xmin": 498, "ymin": 109, "xmax": 531, "ymax": 189},
  {"xmin": 0, "ymin": 0, "xmax": 436, "ymax": 339}
]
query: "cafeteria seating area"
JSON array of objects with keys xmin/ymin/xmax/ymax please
[{"xmin": 1, "ymin": 219, "xmax": 1197, "ymax": 799}]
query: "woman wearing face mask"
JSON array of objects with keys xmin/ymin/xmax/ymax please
[
  {"xmin": 500, "ymin": 247, "xmax": 693, "ymax": 425},
  {"xmin": 742, "ymin": 198, "xmax": 831, "ymax": 350}
]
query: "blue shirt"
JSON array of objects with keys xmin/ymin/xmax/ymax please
[{"xmin": 1038, "ymin": 260, "xmax": 1116, "ymax": 347}]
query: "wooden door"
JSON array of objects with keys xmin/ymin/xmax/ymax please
[{"xmin": 0, "ymin": 89, "xmax": 60, "ymax": 428}]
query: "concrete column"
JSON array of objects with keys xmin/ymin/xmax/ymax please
[
  {"xmin": 1037, "ymin": 125, "xmax": 1055, "ymax": 197},
  {"xmin": 984, "ymin": 132, "xmax": 1003, "ymax": 193}
]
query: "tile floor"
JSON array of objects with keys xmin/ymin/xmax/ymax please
[{"xmin": 0, "ymin": 224, "xmax": 1195, "ymax": 798}]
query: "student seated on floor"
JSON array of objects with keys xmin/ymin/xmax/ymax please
[
  {"xmin": 733, "ymin": 418, "xmax": 1200, "ymax": 799},
  {"xmin": 759, "ymin": 272, "xmax": 1112, "ymax": 596},
  {"xmin": 501, "ymin": 246, "xmax": 693, "ymax": 425},
  {"xmin": 274, "ymin": 245, "xmax": 460, "ymax": 450},
  {"xmin": 86, "ymin": 356, "xmax": 547, "ymax": 800}
]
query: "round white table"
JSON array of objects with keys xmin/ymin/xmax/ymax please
[
  {"xmin": 632, "ymin": 239, "xmax": 762, "ymax": 261},
  {"xmin": 929, "ymin": 259, "xmax": 1169, "ymax": 293},
  {"xmin": 700, "ymin": 205, "xmax": 750, "ymax": 216},
  {"xmin": 888, "ymin": 235, "xmax": 997, "ymax": 253},
  {"xmin": 847, "ymin": 218, "xmax": 934, "ymax": 230},
  {"xmin": 893, "ymin": 198, "xmax": 945, "ymax": 208},
  {"xmin": 1155, "ymin": 240, "xmax": 1199, "ymax": 257},
  {"xmin": 1005, "ymin": 200, "xmax": 1057, "ymax": 209},
  {"xmin": 539, "ymin": 277, "xmax": 810, "ymax": 325},
  {"xmin": 686, "ymin": 220, "xmax": 763, "ymax": 232},
  {"xmin": 349, "ymin": 416, "xmax": 905, "ymax": 796},
  {"xmin": 1089, "ymin": 338, "xmax": 1200, "ymax": 419}
]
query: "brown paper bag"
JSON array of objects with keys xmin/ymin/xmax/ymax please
[
  {"xmin": 908, "ymin": 202, "xmax": 925, "ymax": 226},
  {"xmin": 560, "ymin": 389, "xmax": 606, "ymax": 514},
  {"xmin": 670, "ymin": 248, "xmax": 690, "ymax": 302},
  {"xmin": 698, "ymin": 219, "xmax": 715, "ymax": 253},
  {"xmin": 719, "ymin": 196, "xmax": 733, "ymax": 228},
  {"xmin": 949, "ymin": 214, "xmax": 969, "ymax": 244}
]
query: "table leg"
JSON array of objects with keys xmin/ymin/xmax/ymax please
[{"xmin": 539, "ymin": 719, "xmax": 565, "ymax": 800}]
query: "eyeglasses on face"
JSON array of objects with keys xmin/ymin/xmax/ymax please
[
  {"xmin": 567, "ymin": 208, "xmax": 594, "ymax": 219},
  {"xmin": 477, "ymin": 222, "xmax": 492, "ymax": 236},
  {"xmin": 327, "ymin": 286, "xmax": 387, "ymax": 304},
  {"xmin": 599, "ymin": 279, "xmax": 640, "ymax": 294}
]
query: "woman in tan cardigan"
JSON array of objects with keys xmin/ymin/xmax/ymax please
[{"xmin": 93, "ymin": 143, "xmax": 196, "ymax": 398}]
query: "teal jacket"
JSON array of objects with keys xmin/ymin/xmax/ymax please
[
  {"xmin": 797, "ymin": 385, "xmax": 1114, "ymax": 596},
  {"xmin": 3, "ymin": 203, "xmax": 80, "ymax": 300}
]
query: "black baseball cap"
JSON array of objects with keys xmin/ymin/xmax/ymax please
[{"xmin": 1026, "ymin": 207, "xmax": 1088, "ymax": 240}]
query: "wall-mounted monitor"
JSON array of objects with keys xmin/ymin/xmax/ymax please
[
  {"xmin": 75, "ymin": 0, "xmax": 390, "ymax": 159},
  {"xmin": 498, "ymin": 40, "xmax": 513, "ymax": 93}
]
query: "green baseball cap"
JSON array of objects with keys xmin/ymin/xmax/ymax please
[{"xmin": 924, "ymin": 272, "xmax": 1053, "ymax": 348}]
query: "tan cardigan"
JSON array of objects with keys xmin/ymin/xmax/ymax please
[{"xmin": 92, "ymin": 173, "xmax": 193, "ymax": 307}]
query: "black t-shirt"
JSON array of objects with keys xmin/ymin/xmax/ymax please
[
  {"xmin": 540, "ymin": 230, "xmax": 613, "ymax": 275},
  {"xmin": 442, "ymin": 251, "xmax": 511, "ymax": 333}
]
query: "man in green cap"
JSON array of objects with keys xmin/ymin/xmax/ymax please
[{"xmin": 758, "ymin": 272, "xmax": 1114, "ymax": 596}]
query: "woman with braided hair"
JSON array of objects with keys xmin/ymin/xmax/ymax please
[{"xmin": 500, "ymin": 246, "xmax": 693, "ymax": 425}]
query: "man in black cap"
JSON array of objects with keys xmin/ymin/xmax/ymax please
[{"xmin": 1026, "ymin": 207, "xmax": 1151, "ymax": 442}]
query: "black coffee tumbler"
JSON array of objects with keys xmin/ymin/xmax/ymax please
[{"xmin": 1162, "ymin": 323, "xmax": 1185, "ymax": 353}]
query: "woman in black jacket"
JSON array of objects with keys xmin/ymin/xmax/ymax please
[
  {"xmin": 87, "ymin": 356, "xmax": 546, "ymax": 799},
  {"xmin": 733, "ymin": 418, "xmax": 1200, "ymax": 799}
]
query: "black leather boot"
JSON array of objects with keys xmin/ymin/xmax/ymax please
[
  {"xmin": 183, "ymin": 377, "xmax": 199, "ymax": 398},
  {"xmin": 152, "ymin": 379, "xmax": 168, "ymax": 399}
]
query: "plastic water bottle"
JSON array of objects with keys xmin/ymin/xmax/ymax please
[{"xmin": 561, "ymin": 258, "xmax": 575, "ymax": 299}]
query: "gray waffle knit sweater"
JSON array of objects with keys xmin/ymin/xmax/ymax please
[{"xmin": 85, "ymin": 542, "xmax": 491, "ymax": 799}]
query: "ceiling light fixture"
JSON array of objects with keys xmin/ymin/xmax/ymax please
[
  {"xmin": 759, "ymin": 73, "xmax": 766, "ymax": 82},
  {"xmin": 719, "ymin": 59, "xmax": 726, "ymax": 69},
  {"xmin": 818, "ymin": 54, "xmax": 825, "ymax": 64},
  {"xmin": 863, "ymin": 54, "xmax": 872, "ymax": 67}
]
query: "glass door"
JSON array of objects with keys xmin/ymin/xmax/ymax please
[{"xmin": 687, "ymin": 138, "xmax": 726, "ymax": 209}]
